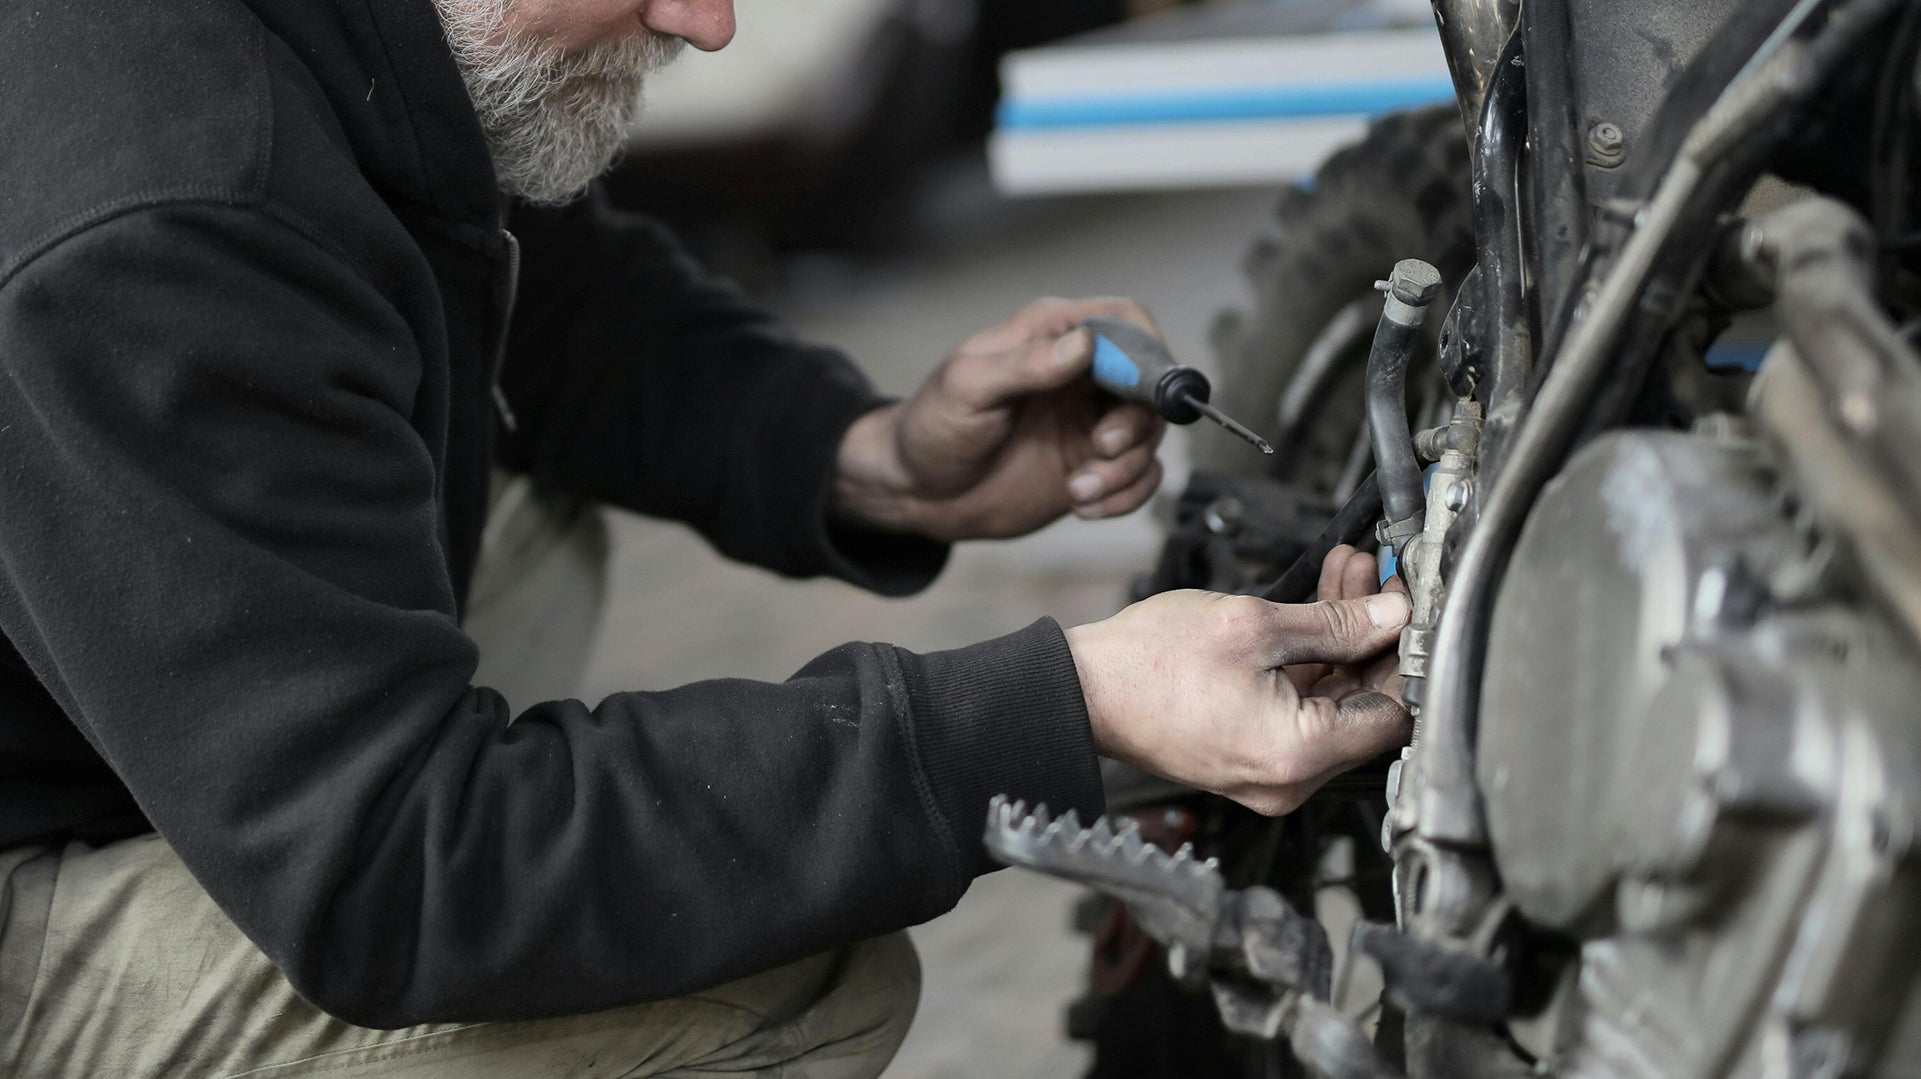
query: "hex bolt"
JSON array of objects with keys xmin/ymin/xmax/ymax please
[
  {"xmin": 1387, "ymin": 259, "xmax": 1444, "ymax": 306},
  {"xmin": 1588, "ymin": 121, "xmax": 1627, "ymax": 165}
]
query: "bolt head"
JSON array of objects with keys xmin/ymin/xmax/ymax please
[
  {"xmin": 1589, "ymin": 121, "xmax": 1626, "ymax": 156},
  {"xmin": 1388, "ymin": 259, "xmax": 1443, "ymax": 305}
]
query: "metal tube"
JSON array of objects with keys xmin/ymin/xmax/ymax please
[
  {"xmin": 1429, "ymin": 0, "xmax": 1523, "ymax": 149},
  {"xmin": 1522, "ymin": 0, "xmax": 1589, "ymax": 341},
  {"xmin": 1469, "ymin": 26, "xmax": 1531, "ymax": 487},
  {"xmin": 1759, "ymin": 200, "xmax": 1921, "ymax": 516}
]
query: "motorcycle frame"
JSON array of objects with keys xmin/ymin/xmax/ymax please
[{"xmin": 1393, "ymin": 0, "xmax": 1921, "ymax": 953}]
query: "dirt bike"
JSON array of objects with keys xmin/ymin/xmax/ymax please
[{"xmin": 988, "ymin": 1, "xmax": 1921, "ymax": 1075}]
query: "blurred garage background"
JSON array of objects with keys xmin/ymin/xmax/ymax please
[{"xmin": 474, "ymin": 1, "xmax": 1447, "ymax": 1074}]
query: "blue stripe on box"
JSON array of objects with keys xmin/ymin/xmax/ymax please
[{"xmin": 997, "ymin": 77, "xmax": 1457, "ymax": 131}]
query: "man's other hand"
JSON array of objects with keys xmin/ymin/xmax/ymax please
[
  {"xmin": 833, "ymin": 297, "xmax": 1167, "ymax": 542},
  {"xmin": 1066, "ymin": 546, "xmax": 1413, "ymax": 816}
]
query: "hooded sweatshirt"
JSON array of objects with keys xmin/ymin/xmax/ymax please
[{"xmin": 0, "ymin": 0, "xmax": 1103, "ymax": 1027}]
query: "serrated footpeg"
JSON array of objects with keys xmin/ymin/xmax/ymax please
[{"xmin": 986, "ymin": 796, "xmax": 1404, "ymax": 1079}]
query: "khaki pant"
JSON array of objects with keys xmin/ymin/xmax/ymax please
[{"xmin": 0, "ymin": 837, "xmax": 919, "ymax": 1077}]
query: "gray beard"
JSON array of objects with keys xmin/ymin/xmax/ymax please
[{"xmin": 432, "ymin": 0, "xmax": 684, "ymax": 205}]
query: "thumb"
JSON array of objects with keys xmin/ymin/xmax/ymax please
[
  {"xmin": 1013, "ymin": 327, "xmax": 1098, "ymax": 399},
  {"xmin": 1264, "ymin": 593, "xmax": 1410, "ymax": 667},
  {"xmin": 941, "ymin": 328, "xmax": 1093, "ymax": 410}
]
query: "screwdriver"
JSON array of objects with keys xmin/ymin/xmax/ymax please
[{"xmin": 1080, "ymin": 317, "xmax": 1274, "ymax": 454}]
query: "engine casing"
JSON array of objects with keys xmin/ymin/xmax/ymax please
[{"xmin": 1478, "ymin": 427, "xmax": 1921, "ymax": 1076}]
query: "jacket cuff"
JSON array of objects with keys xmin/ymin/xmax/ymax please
[
  {"xmin": 793, "ymin": 388, "xmax": 949, "ymax": 597},
  {"xmin": 895, "ymin": 618, "xmax": 1106, "ymax": 880}
]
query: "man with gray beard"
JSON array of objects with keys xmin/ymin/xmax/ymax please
[
  {"xmin": 435, "ymin": 0, "xmax": 686, "ymax": 204},
  {"xmin": 0, "ymin": 0, "xmax": 1412, "ymax": 1074}
]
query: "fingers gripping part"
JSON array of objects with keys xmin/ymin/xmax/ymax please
[
  {"xmin": 1327, "ymin": 691, "xmax": 1414, "ymax": 770},
  {"xmin": 1267, "ymin": 595, "xmax": 1409, "ymax": 667},
  {"xmin": 1340, "ymin": 552, "xmax": 1380, "ymax": 602},
  {"xmin": 1317, "ymin": 545, "xmax": 1354, "ymax": 603}
]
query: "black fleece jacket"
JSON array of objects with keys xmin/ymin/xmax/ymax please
[{"xmin": 0, "ymin": 0, "xmax": 1103, "ymax": 1026}]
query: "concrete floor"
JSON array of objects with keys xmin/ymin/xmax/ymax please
[{"xmin": 577, "ymin": 178, "xmax": 1282, "ymax": 1078}]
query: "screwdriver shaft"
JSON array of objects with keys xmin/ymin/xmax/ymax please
[{"xmin": 1180, "ymin": 393, "xmax": 1275, "ymax": 454}]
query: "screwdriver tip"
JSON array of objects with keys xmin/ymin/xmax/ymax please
[{"xmin": 1184, "ymin": 394, "xmax": 1275, "ymax": 455}]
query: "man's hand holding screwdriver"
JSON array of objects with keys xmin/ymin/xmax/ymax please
[{"xmin": 831, "ymin": 296, "xmax": 1170, "ymax": 540}]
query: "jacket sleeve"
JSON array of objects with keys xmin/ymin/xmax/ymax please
[
  {"xmin": 0, "ymin": 202, "xmax": 1104, "ymax": 1027},
  {"xmin": 496, "ymin": 193, "xmax": 947, "ymax": 596}
]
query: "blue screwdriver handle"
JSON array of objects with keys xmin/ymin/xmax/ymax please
[
  {"xmin": 1079, "ymin": 317, "xmax": 1275, "ymax": 454},
  {"xmin": 1080, "ymin": 317, "xmax": 1211, "ymax": 424}
]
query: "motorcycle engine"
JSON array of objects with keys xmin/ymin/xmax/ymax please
[{"xmin": 1477, "ymin": 425, "xmax": 1921, "ymax": 1076}]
